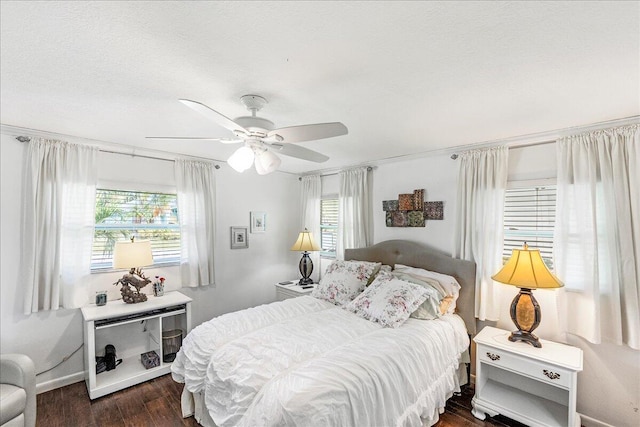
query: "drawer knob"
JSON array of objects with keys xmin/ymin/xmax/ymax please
[
  {"xmin": 543, "ymin": 369, "xmax": 561, "ymax": 380},
  {"xmin": 486, "ymin": 352, "xmax": 500, "ymax": 361}
]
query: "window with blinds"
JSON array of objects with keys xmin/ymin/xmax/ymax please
[
  {"xmin": 320, "ymin": 198, "xmax": 338, "ymax": 258},
  {"xmin": 503, "ymin": 185, "xmax": 556, "ymax": 268},
  {"xmin": 92, "ymin": 189, "xmax": 180, "ymax": 271}
]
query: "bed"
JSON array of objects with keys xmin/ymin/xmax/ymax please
[{"xmin": 171, "ymin": 240, "xmax": 476, "ymax": 427}]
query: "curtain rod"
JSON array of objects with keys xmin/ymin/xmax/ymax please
[
  {"xmin": 298, "ymin": 166, "xmax": 374, "ymax": 180},
  {"xmin": 14, "ymin": 135, "xmax": 221, "ymax": 168}
]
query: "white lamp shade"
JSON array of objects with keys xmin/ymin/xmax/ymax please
[
  {"xmin": 113, "ymin": 240, "xmax": 154, "ymax": 269},
  {"xmin": 227, "ymin": 146, "xmax": 255, "ymax": 172},
  {"xmin": 290, "ymin": 229, "xmax": 321, "ymax": 252},
  {"xmin": 255, "ymin": 150, "xmax": 281, "ymax": 175}
]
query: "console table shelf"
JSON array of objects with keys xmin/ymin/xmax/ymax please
[{"xmin": 81, "ymin": 292, "xmax": 192, "ymax": 400}]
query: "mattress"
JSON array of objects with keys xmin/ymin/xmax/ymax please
[{"xmin": 172, "ymin": 295, "xmax": 469, "ymax": 427}]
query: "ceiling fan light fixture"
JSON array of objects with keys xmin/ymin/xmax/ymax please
[
  {"xmin": 255, "ymin": 149, "xmax": 281, "ymax": 175},
  {"xmin": 227, "ymin": 146, "xmax": 255, "ymax": 172}
]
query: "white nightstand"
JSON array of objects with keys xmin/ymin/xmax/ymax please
[
  {"xmin": 472, "ymin": 326, "xmax": 583, "ymax": 427},
  {"xmin": 275, "ymin": 280, "xmax": 315, "ymax": 300}
]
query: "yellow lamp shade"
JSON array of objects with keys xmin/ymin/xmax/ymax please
[
  {"xmin": 290, "ymin": 229, "xmax": 321, "ymax": 252},
  {"xmin": 113, "ymin": 239, "xmax": 154, "ymax": 269},
  {"xmin": 492, "ymin": 244, "xmax": 563, "ymax": 289}
]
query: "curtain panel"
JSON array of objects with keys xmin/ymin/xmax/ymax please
[
  {"xmin": 554, "ymin": 124, "xmax": 639, "ymax": 349},
  {"xmin": 175, "ymin": 159, "xmax": 216, "ymax": 287},
  {"xmin": 454, "ymin": 146, "xmax": 508, "ymax": 321},
  {"xmin": 21, "ymin": 138, "xmax": 98, "ymax": 314},
  {"xmin": 299, "ymin": 175, "xmax": 321, "ymax": 282},
  {"xmin": 337, "ymin": 167, "xmax": 372, "ymax": 260}
]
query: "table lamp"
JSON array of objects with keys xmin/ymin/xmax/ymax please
[
  {"xmin": 290, "ymin": 228, "xmax": 321, "ymax": 286},
  {"xmin": 491, "ymin": 243, "xmax": 563, "ymax": 348},
  {"xmin": 113, "ymin": 237, "xmax": 154, "ymax": 303}
]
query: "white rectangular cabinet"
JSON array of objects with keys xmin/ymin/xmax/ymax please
[
  {"xmin": 472, "ymin": 326, "xmax": 583, "ymax": 427},
  {"xmin": 81, "ymin": 291, "xmax": 192, "ymax": 400},
  {"xmin": 275, "ymin": 281, "xmax": 315, "ymax": 300}
]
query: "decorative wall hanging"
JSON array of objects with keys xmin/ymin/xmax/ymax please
[
  {"xmin": 424, "ymin": 201, "xmax": 444, "ymax": 220},
  {"xmin": 250, "ymin": 211, "xmax": 266, "ymax": 233},
  {"xmin": 382, "ymin": 189, "xmax": 443, "ymax": 227},
  {"xmin": 231, "ymin": 227, "xmax": 249, "ymax": 249}
]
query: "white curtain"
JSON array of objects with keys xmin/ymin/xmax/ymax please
[
  {"xmin": 554, "ymin": 124, "xmax": 639, "ymax": 349},
  {"xmin": 175, "ymin": 160, "xmax": 216, "ymax": 287},
  {"xmin": 454, "ymin": 146, "xmax": 508, "ymax": 321},
  {"xmin": 337, "ymin": 167, "xmax": 372, "ymax": 259},
  {"xmin": 300, "ymin": 175, "xmax": 321, "ymax": 282},
  {"xmin": 21, "ymin": 138, "xmax": 98, "ymax": 314}
]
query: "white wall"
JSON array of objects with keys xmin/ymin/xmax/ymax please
[
  {"xmin": 371, "ymin": 156, "xmax": 459, "ymax": 253},
  {"xmin": 0, "ymin": 133, "xmax": 301, "ymax": 391},
  {"xmin": 319, "ymin": 156, "xmax": 458, "ymax": 275}
]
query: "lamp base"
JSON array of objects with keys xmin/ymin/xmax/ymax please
[
  {"xmin": 508, "ymin": 330, "xmax": 541, "ymax": 348},
  {"xmin": 298, "ymin": 251, "xmax": 314, "ymax": 286},
  {"xmin": 509, "ymin": 287, "xmax": 542, "ymax": 348}
]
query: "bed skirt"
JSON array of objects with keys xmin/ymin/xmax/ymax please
[{"xmin": 179, "ymin": 354, "xmax": 470, "ymax": 427}]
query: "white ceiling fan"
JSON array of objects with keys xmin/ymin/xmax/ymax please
[{"xmin": 148, "ymin": 95, "xmax": 348, "ymax": 174}]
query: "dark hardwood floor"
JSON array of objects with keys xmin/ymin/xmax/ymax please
[{"xmin": 37, "ymin": 375, "xmax": 525, "ymax": 426}]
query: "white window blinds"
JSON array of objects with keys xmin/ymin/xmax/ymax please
[
  {"xmin": 320, "ymin": 197, "xmax": 338, "ymax": 257},
  {"xmin": 503, "ymin": 185, "xmax": 556, "ymax": 267}
]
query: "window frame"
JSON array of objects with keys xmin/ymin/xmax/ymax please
[{"xmin": 91, "ymin": 187, "xmax": 181, "ymax": 273}]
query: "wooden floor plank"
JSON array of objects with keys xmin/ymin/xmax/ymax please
[
  {"xmin": 37, "ymin": 374, "xmax": 531, "ymax": 427},
  {"xmin": 145, "ymin": 395, "xmax": 185, "ymax": 427}
]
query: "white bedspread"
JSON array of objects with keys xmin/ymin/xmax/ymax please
[{"xmin": 172, "ymin": 296, "xmax": 469, "ymax": 427}]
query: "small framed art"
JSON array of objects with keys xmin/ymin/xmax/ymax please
[
  {"xmin": 250, "ymin": 211, "xmax": 266, "ymax": 233},
  {"xmin": 230, "ymin": 226, "xmax": 249, "ymax": 249}
]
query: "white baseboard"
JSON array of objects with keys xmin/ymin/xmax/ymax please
[
  {"xmin": 578, "ymin": 413, "xmax": 616, "ymax": 427},
  {"xmin": 36, "ymin": 371, "xmax": 85, "ymax": 394}
]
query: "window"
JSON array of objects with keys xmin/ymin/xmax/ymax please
[
  {"xmin": 92, "ymin": 189, "xmax": 180, "ymax": 271},
  {"xmin": 503, "ymin": 184, "xmax": 556, "ymax": 268},
  {"xmin": 320, "ymin": 197, "xmax": 338, "ymax": 258}
]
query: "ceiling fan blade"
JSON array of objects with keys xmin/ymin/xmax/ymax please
[
  {"xmin": 267, "ymin": 122, "xmax": 347, "ymax": 144},
  {"xmin": 270, "ymin": 143, "xmax": 329, "ymax": 163},
  {"xmin": 179, "ymin": 99, "xmax": 248, "ymax": 135},
  {"xmin": 146, "ymin": 136, "xmax": 243, "ymax": 144}
]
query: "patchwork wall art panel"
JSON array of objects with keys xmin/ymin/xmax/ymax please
[{"xmin": 382, "ymin": 189, "xmax": 443, "ymax": 227}]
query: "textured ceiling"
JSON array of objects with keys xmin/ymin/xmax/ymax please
[{"xmin": 1, "ymin": 1, "xmax": 638, "ymax": 173}]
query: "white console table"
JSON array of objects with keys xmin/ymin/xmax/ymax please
[{"xmin": 81, "ymin": 291, "xmax": 192, "ymax": 399}]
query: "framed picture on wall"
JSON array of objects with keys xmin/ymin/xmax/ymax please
[
  {"xmin": 250, "ymin": 211, "xmax": 266, "ymax": 233},
  {"xmin": 230, "ymin": 226, "xmax": 249, "ymax": 249}
]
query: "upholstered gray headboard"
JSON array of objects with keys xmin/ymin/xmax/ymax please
[{"xmin": 345, "ymin": 240, "xmax": 477, "ymax": 334}]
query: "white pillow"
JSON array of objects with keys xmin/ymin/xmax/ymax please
[
  {"xmin": 312, "ymin": 260, "xmax": 381, "ymax": 306},
  {"xmin": 345, "ymin": 276, "xmax": 431, "ymax": 328},
  {"xmin": 393, "ymin": 264, "xmax": 461, "ymax": 314}
]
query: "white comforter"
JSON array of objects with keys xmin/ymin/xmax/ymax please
[{"xmin": 172, "ymin": 296, "xmax": 469, "ymax": 427}]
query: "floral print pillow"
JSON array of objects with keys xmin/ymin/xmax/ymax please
[
  {"xmin": 312, "ymin": 260, "xmax": 381, "ymax": 306},
  {"xmin": 344, "ymin": 277, "xmax": 431, "ymax": 328}
]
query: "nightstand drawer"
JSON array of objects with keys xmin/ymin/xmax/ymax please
[{"xmin": 478, "ymin": 344, "xmax": 571, "ymax": 389}]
